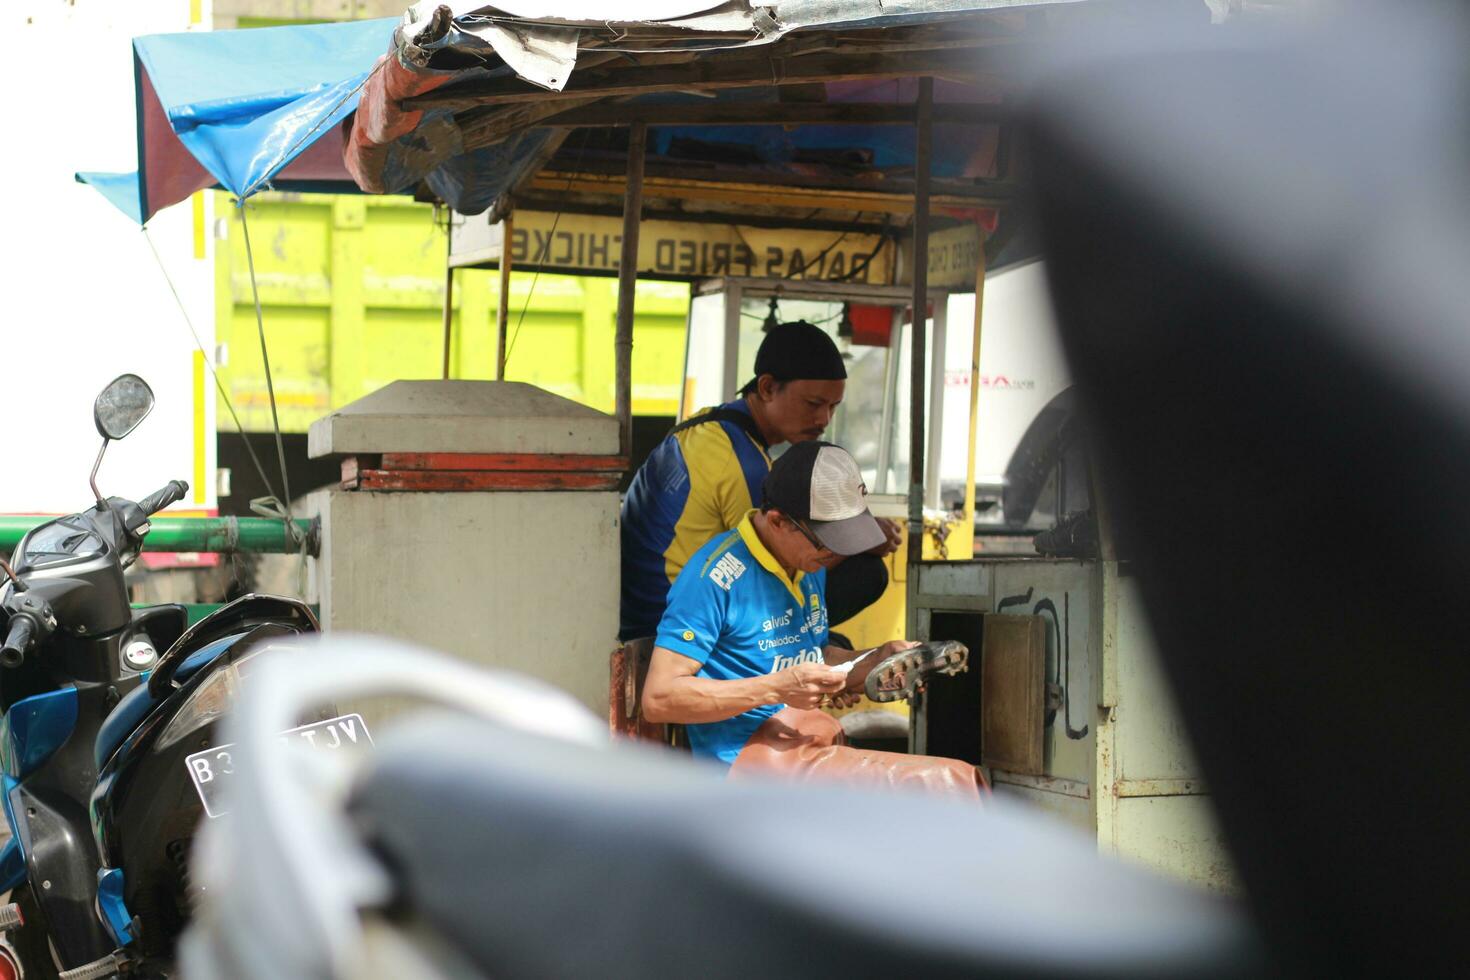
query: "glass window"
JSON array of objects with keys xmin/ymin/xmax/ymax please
[
  {"xmin": 682, "ymin": 292, "xmax": 729, "ymax": 418},
  {"xmin": 735, "ymin": 297, "xmax": 894, "ymax": 490},
  {"xmin": 877, "ymin": 316, "xmax": 942, "ymax": 496}
]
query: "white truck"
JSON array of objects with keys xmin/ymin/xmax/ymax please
[{"xmin": 939, "ymin": 260, "xmax": 1076, "ymax": 533}]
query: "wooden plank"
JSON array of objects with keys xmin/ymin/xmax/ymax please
[
  {"xmin": 407, "ymin": 48, "xmax": 993, "ymax": 112},
  {"xmin": 981, "ymin": 614, "xmax": 1047, "ymax": 776},
  {"xmin": 496, "ymin": 214, "xmax": 513, "ymax": 379},
  {"xmin": 507, "ymin": 194, "xmax": 898, "ymax": 232},
  {"xmin": 615, "ymin": 123, "xmax": 647, "ymax": 458},
  {"xmin": 441, "ymin": 220, "xmax": 455, "ymax": 379},
  {"xmin": 352, "ymin": 469, "xmax": 622, "ymax": 492},
  {"xmin": 379, "ymin": 452, "xmax": 628, "ymax": 472},
  {"xmin": 907, "ymin": 76, "xmax": 933, "ymax": 566}
]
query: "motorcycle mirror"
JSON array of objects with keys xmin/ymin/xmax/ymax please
[{"xmin": 94, "ymin": 374, "xmax": 155, "ymax": 441}]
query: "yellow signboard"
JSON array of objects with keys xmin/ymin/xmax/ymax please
[
  {"xmin": 456, "ymin": 210, "xmax": 898, "ymax": 284},
  {"xmin": 923, "ymin": 224, "xmax": 984, "ymax": 290},
  {"xmin": 890, "ymin": 223, "xmax": 983, "ymax": 290}
]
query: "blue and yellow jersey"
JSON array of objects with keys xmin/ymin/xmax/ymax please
[
  {"xmin": 655, "ymin": 513, "xmax": 830, "ymax": 764},
  {"xmin": 620, "ymin": 400, "xmax": 771, "ymax": 641}
]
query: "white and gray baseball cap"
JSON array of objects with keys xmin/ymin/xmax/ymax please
[{"xmin": 762, "ymin": 441, "xmax": 886, "ymax": 555}]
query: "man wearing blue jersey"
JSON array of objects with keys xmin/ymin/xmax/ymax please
[
  {"xmin": 619, "ymin": 322, "xmax": 899, "ymax": 642},
  {"xmin": 641, "ymin": 441, "xmax": 984, "ymax": 798}
]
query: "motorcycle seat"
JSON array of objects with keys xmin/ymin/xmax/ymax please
[
  {"xmin": 93, "ymin": 634, "xmax": 239, "ymax": 770},
  {"xmin": 347, "ymin": 715, "xmax": 1267, "ymax": 979}
]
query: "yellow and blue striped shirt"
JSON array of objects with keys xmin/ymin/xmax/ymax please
[{"xmin": 620, "ymin": 400, "xmax": 771, "ymax": 640}]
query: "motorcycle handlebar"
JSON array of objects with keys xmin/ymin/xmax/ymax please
[
  {"xmin": 139, "ymin": 480, "xmax": 190, "ymax": 517},
  {"xmin": 0, "ymin": 616, "xmax": 34, "ymax": 669}
]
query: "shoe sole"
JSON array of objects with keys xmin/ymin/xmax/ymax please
[{"xmin": 864, "ymin": 640, "xmax": 969, "ymax": 703}]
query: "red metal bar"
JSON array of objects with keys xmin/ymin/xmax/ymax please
[{"xmin": 379, "ymin": 452, "xmax": 628, "ymax": 472}]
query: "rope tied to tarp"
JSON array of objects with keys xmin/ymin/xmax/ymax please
[
  {"xmin": 141, "ymin": 224, "xmax": 280, "ymax": 505},
  {"xmin": 228, "ymin": 58, "xmax": 392, "ymax": 581},
  {"xmin": 234, "ymin": 201, "xmax": 312, "ymax": 601},
  {"xmin": 249, "ymin": 494, "xmax": 311, "ymax": 597},
  {"xmin": 143, "ymin": 220, "xmax": 313, "ymax": 598}
]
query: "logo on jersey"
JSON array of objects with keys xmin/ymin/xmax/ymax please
[
  {"xmin": 762, "ymin": 609, "xmax": 794, "ymax": 632},
  {"xmin": 807, "ymin": 593, "xmax": 827, "ymax": 632},
  {"xmin": 682, "ymin": 629, "xmax": 695, "ymax": 642},
  {"xmin": 709, "ymin": 552, "xmax": 747, "ymax": 591},
  {"xmin": 770, "ymin": 647, "xmax": 825, "ymax": 672}
]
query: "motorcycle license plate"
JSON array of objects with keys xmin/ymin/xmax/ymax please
[{"xmin": 184, "ymin": 713, "xmax": 373, "ymax": 819}]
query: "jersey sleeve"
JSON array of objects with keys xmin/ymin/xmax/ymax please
[
  {"xmin": 682, "ymin": 424, "xmax": 764, "ymax": 537},
  {"xmin": 654, "ymin": 555, "xmax": 731, "ymax": 665},
  {"xmin": 713, "ymin": 461, "xmax": 753, "ymax": 531},
  {"xmin": 722, "ymin": 421, "xmax": 772, "ymax": 521}
]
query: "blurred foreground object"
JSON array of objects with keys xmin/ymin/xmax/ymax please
[
  {"xmin": 1028, "ymin": 4, "xmax": 1470, "ymax": 975},
  {"xmin": 180, "ymin": 635, "xmax": 1261, "ymax": 979}
]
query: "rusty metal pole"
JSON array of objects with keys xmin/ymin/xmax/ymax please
[
  {"xmin": 441, "ymin": 217, "xmax": 455, "ymax": 379},
  {"xmin": 496, "ymin": 214, "xmax": 514, "ymax": 380},
  {"xmin": 615, "ymin": 123, "xmax": 647, "ymax": 456},
  {"xmin": 908, "ymin": 77, "xmax": 932, "ymax": 566}
]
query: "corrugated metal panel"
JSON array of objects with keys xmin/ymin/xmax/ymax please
[{"xmin": 215, "ymin": 191, "xmax": 690, "ymax": 433}]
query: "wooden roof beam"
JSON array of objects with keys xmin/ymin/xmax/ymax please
[{"xmin": 406, "ymin": 47, "xmax": 1003, "ymax": 112}]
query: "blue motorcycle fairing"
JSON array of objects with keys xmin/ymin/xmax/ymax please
[
  {"xmin": 0, "ymin": 838, "xmax": 22, "ymax": 893},
  {"xmin": 8, "ymin": 713, "xmax": 117, "ymax": 965},
  {"xmin": 92, "ymin": 633, "xmax": 243, "ymax": 771},
  {"xmin": 90, "ymin": 617, "xmax": 311, "ymax": 867},
  {"xmin": 0, "ymin": 688, "xmax": 79, "ymax": 780},
  {"xmin": 96, "ymin": 867, "xmax": 134, "ymax": 946}
]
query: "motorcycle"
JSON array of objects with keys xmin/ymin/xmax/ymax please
[
  {"xmin": 0, "ymin": 375, "xmax": 320, "ymax": 979},
  {"xmin": 178, "ymin": 634, "xmax": 1263, "ymax": 979}
]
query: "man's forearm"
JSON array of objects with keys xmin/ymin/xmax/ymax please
[
  {"xmin": 823, "ymin": 643, "xmax": 871, "ymax": 666},
  {"xmin": 824, "ymin": 643, "xmax": 885, "ymax": 691},
  {"xmin": 643, "ymin": 673, "xmax": 782, "ymax": 724}
]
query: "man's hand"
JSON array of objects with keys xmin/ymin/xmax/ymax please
[
  {"xmin": 867, "ymin": 518, "xmax": 903, "ymax": 557},
  {"xmin": 773, "ymin": 662, "xmax": 848, "ymax": 709}
]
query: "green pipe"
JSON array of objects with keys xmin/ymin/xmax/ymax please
[{"xmin": 0, "ymin": 516, "xmax": 318, "ymax": 558}]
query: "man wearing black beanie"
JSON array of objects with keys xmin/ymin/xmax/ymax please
[{"xmin": 620, "ymin": 321, "xmax": 900, "ymax": 643}]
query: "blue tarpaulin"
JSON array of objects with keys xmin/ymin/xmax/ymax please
[
  {"xmin": 79, "ymin": 3, "xmax": 1036, "ymax": 222},
  {"xmin": 77, "ymin": 18, "xmax": 396, "ymax": 225}
]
